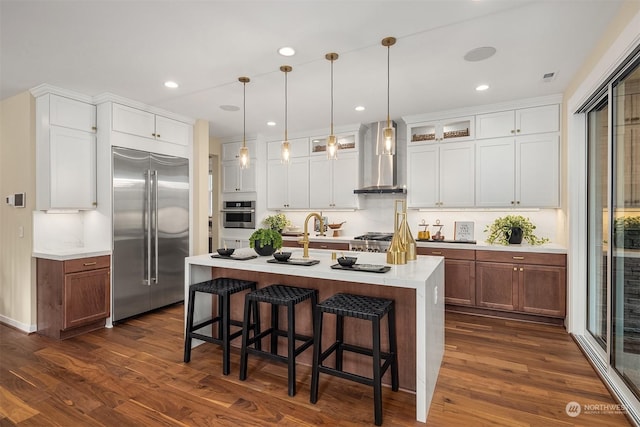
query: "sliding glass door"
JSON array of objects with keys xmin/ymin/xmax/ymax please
[
  {"xmin": 612, "ymin": 64, "xmax": 640, "ymax": 397},
  {"xmin": 587, "ymin": 57, "xmax": 640, "ymax": 401},
  {"xmin": 587, "ymin": 98, "xmax": 609, "ymax": 350}
]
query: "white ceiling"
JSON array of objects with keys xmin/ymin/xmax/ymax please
[{"xmin": 0, "ymin": 0, "xmax": 623, "ymax": 140}]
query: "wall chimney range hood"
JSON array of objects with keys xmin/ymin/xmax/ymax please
[{"xmin": 354, "ymin": 121, "xmax": 406, "ymax": 194}]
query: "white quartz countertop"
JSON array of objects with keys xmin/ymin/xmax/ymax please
[
  {"xmin": 186, "ymin": 249, "xmax": 443, "ymax": 290},
  {"xmin": 282, "ymin": 235, "xmax": 566, "ymax": 254},
  {"xmin": 33, "ymin": 248, "xmax": 111, "ymax": 261}
]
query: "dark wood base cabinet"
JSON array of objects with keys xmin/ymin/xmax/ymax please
[
  {"xmin": 418, "ymin": 247, "xmax": 566, "ymax": 323},
  {"xmin": 37, "ymin": 255, "xmax": 110, "ymax": 339},
  {"xmin": 418, "ymin": 247, "xmax": 475, "ymax": 306}
]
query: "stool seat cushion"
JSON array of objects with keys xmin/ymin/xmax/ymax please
[
  {"xmin": 247, "ymin": 284, "xmax": 315, "ymax": 305},
  {"xmin": 189, "ymin": 278, "xmax": 256, "ymax": 296},
  {"xmin": 317, "ymin": 293, "xmax": 393, "ymax": 320}
]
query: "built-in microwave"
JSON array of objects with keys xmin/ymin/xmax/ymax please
[{"xmin": 221, "ymin": 201, "xmax": 255, "ymax": 229}]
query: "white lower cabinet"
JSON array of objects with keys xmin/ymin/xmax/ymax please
[
  {"xmin": 407, "ymin": 142, "xmax": 474, "ymax": 208},
  {"xmin": 476, "ymin": 133, "xmax": 559, "ymax": 207},
  {"xmin": 267, "ymin": 158, "xmax": 309, "ymax": 209},
  {"xmin": 309, "ymin": 152, "xmax": 358, "ymax": 209}
]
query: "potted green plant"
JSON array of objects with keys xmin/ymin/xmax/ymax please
[
  {"xmin": 614, "ymin": 216, "xmax": 640, "ymax": 249},
  {"xmin": 263, "ymin": 213, "xmax": 290, "ymax": 232},
  {"xmin": 249, "ymin": 228, "xmax": 283, "ymax": 256},
  {"xmin": 484, "ymin": 215, "xmax": 549, "ymax": 245}
]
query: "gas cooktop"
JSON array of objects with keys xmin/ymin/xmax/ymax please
[
  {"xmin": 350, "ymin": 232, "xmax": 394, "ymax": 252},
  {"xmin": 352, "ymin": 232, "xmax": 394, "ymax": 241}
]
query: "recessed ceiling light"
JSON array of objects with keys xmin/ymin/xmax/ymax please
[
  {"xmin": 355, "ymin": 106, "xmax": 365, "ymax": 111},
  {"xmin": 267, "ymin": 121, "xmax": 276, "ymax": 126},
  {"xmin": 220, "ymin": 105, "xmax": 240, "ymax": 111},
  {"xmin": 464, "ymin": 46, "xmax": 497, "ymax": 62},
  {"xmin": 278, "ymin": 46, "xmax": 296, "ymax": 57},
  {"xmin": 164, "ymin": 81, "xmax": 179, "ymax": 88},
  {"xmin": 476, "ymin": 84, "xmax": 489, "ymax": 91}
]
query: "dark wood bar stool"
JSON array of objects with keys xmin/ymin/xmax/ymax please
[
  {"xmin": 184, "ymin": 278, "xmax": 258, "ymax": 375},
  {"xmin": 310, "ymin": 293, "xmax": 398, "ymax": 426},
  {"xmin": 239, "ymin": 284, "xmax": 318, "ymax": 396}
]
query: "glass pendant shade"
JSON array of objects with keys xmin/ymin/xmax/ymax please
[
  {"xmin": 327, "ymin": 134, "xmax": 338, "ymax": 160},
  {"xmin": 281, "ymin": 140, "xmax": 290, "ymax": 164},
  {"xmin": 239, "ymin": 145, "xmax": 249, "ymax": 169},
  {"xmin": 325, "ymin": 52, "xmax": 339, "ymax": 160},
  {"xmin": 382, "ymin": 125, "xmax": 395, "ymax": 155}
]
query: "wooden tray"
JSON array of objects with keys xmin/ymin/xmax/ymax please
[
  {"xmin": 211, "ymin": 254, "xmax": 258, "ymax": 261},
  {"xmin": 267, "ymin": 258, "xmax": 320, "ymax": 266},
  {"xmin": 330, "ymin": 263, "xmax": 391, "ymax": 273}
]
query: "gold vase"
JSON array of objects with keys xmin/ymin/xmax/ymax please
[
  {"xmin": 400, "ymin": 214, "xmax": 417, "ymax": 261},
  {"xmin": 387, "ymin": 212, "xmax": 407, "ymax": 265}
]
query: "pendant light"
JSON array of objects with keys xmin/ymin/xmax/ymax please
[
  {"xmin": 325, "ymin": 52, "xmax": 339, "ymax": 160},
  {"xmin": 381, "ymin": 36, "xmax": 396, "ymax": 155},
  {"xmin": 280, "ymin": 65, "xmax": 292, "ymax": 164},
  {"xmin": 238, "ymin": 76, "xmax": 250, "ymax": 169}
]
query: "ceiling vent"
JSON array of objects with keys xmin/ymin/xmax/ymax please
[{"xmin": 542, "ymin": 72, "xmax": 556, "ymax": 82}]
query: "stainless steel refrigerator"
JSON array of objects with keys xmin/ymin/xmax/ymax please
[{"xmin": 112, "ymin": 147, "xmax": 189, "ymax": 322}]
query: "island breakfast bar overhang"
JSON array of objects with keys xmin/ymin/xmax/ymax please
[{"xmin": 184, "ymin": 250, "xmax": 445, "ymax": 423}]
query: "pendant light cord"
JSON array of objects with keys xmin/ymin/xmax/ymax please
[
  {"xmin": 242, "ymin": 80, "xmax": 246, "ymax": 147},
  {"xmin": 284, "ymin": 70, "xmax": 288, "ymax": 141},
  {"xmin": 387, "ymin": 44, "xmax": 390, "ymax": 127},
  {"xmin": 330, "ymin": 57, "xmax": 334, "ymax": 135}
]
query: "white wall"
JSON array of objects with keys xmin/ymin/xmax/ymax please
[{"xmin": 0, "ymin": 91, "xmax": 37, "ymax": 331}]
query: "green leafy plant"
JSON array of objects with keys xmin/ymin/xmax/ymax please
[
  {"xmin": 249, "ymin": 228, "xmax": 283, "ymax": 249},
  {"xmin": 614, "ymin": 216, "xmax": 640, "ymax": 230},
  {"xmin": 484, "ymin": 215, "xmax": 549, "ymax": 245},
  {"xmin": 263, "ymin": 213, "xmax": 290, "ymax": 231}
]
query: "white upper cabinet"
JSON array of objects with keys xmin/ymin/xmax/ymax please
[
  {"xmin": 221, "ymin": 140, "xmax": 257, "ymax": 193},
  {"xmin": 407, "ymin": 145, "xmax": 439, "ymax": 207},
  {"xmin": 112, "ymin": 103, "xmax": 190, "ymax": 146},
  {"xmin": 309, "ymin": 152, "xmax": 358, "ymax": 209},
  {"xmin": 516, "ymin": 133, "xmax": 560, "ymax": 207},
  {"xmin": 35, "ymin": 94, "xmax": 97, "ymax": 210},
  {"xmin": 267, "ymin": 157, "xmax": 309, "ymax": 209},
  {"xmin": 407, "ymin": 142, "xmax": 474, "ymax": 208},
  {"xmin": 476, "ymin": 133, "xmax": 560, "ymax": 208},
  {"xmin": 267, "ymin": 139, "xmax": 310, "ymax": 209},
  {"xmin": 408, "ymin": 116, "xmax": 474, "ymax": 145},
  {"xmin": 222, "ymin": 140, "xmax": 257, "ymax": 162},
  {"xmin": 439, "ymin": 142, "xmax": 475, "ymax": 207},
  {"xmin": 476, "ymin": 104, "xmax": 559, "ymax": 139},
  {"xmin": 49, "ymin": 94, "xmax": 97, "ymax": 132},
  {"xmin": 267, "ymin": 137, "xmax": 309, "ymax": 160}
]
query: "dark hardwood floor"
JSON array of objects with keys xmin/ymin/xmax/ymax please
[{"xmin": 0, "ymin": 304, "xmax": 632, "ymax": 426}]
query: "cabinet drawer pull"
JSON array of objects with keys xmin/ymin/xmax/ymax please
[
  {"xmin": 83, "ymin": 262, "xmax": 97, "ymax": 266},
  {"xmin": 512, "ymin": 256, "xmax": 524, "ymax": 260},
  {"xmin": 431, "ymin": 251, "xmax": 442, "ymax": 255},
  {"xmin": 513, "ymin": 267, "xmax": 517, "ymax": 271},
  {"xmin": 319, "ymin": 245, "xmax": 328, "ymax": 249},
  {"xmin": 520, "ymin": 267, "xmax": 524, "ymax": 272}
]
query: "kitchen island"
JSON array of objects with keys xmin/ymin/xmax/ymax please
[{"xmin": 184, "ymin": 249, "xmax": 444, "ymax": 424}]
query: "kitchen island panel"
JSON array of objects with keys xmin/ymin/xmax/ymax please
[
  {"xmin": 185, "ymin": 251, "xmax": 444, "ymax": 424},
  {"xmin": 210, "ymin": 267, "xmax": 416, "ymax": 390}
]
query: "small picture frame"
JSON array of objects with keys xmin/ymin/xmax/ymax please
[{"xmin": 454, "ymin": 221, "xmax": 474, "ymax": 241}]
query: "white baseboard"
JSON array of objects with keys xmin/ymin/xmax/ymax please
[{"xmin": 0, "ymin": 314, "xmax": 37, "ymax": 333}]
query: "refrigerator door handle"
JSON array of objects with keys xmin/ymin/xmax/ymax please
[
  {"xmin": 152, "ymin": 170, "xmax": 159, "ymax": 284},
  {"xmin": 144, "ymin": 169, "xmax": 152, "ymax": 286}
]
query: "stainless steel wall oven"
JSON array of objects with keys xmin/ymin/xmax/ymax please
[{"xmin": 221, "ymin": 200, "xmax": 255, "ymax": 229}]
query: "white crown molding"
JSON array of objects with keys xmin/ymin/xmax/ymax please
[
  {"xmin": 93, "ymin": 92, "xmax": 195, "ymax": 124},
  {"xmin": 29, "ymin": 83, "xmax": 94, "ymax": 103},
  {"xmin": 402, "ymin": 94, "xmax": 564, "ymax": 125},
  {"xmin": 29, "ymin": 84, "xmax": 195, "ymax": 125}
]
